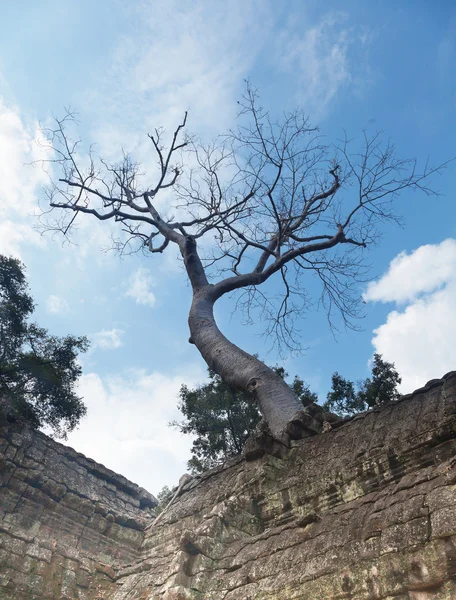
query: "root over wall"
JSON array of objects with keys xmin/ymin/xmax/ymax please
[{"xmin": 1, "ymin": 372, "xmax": 456, "ymax": 599}]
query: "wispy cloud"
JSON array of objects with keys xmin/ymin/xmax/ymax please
[
  {"xmin": 274, "ymin": 12, "xmax": 371, "ymax": 118},
  {"xmin": 86, "ymin": 1, "xmax": 274, "ymax": 160},
  {"xmin": 47, "ymin": 294, "xmax": 69, "ymax": 314},
  {"xmin": 92, "ymin": 328, "xmax": 124, "ymax": 350},
  {"xmin": 436, "ymin": 24, "xmax": 455, "ymax": 86},
  {"xmin": 126, "ymin": 268, "xmax": 156, "ymax": 307},
  {"xmin": 0, "ymin": 97, "xmax": 48, "ymax": 215},
  {"xmin": 0, "ymin": 221, "xmax": 45, "ymax": 259},
  {"xmin": 0, "ymin": 97, "xmax": 49, "ymax": 258}
]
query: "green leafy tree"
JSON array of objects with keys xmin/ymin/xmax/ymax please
[
  {"xmin": 290, "ymin": 373, "xmax": 319, "ymax": 407},
  {"xmin": 174, "ymin": 367, "xmax": 318, "ymax": 474},
  {"xmin": 324, "ymin": 373, "xmax": 363, "ymax": 416},
  {"xmin": 0, "ymin": 255, "xmax": 89, "ymax": 437},
  {"xmin": 155, "ymin": 485, "xmax": 174, "ymax": 514},
  {"xmin": 323, "ymin": 354, "xmax": 401, "ymax": 416},
  {"xmin": 359, "ymin": 353, "xmax": 402, "ymax": 407}
]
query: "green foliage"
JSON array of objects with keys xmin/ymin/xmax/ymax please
[
  {"xmin": 0, "ymin": 255, "xmax": 89, "ymax": 437},
  {"xmin": 323, "ymin": 373, "xmax": 364, "ymax": 416},
  {"xmin": 155, "ymin": 485, "xmax": 174, "ymax": 514},
  {"xmin": 173, "ymin": 367, "xmax": 318, "ymax": 474},
  {"xmin": 360, "ymin": 353, "xmax": 402, "ymax": 407},
  {"xmin": 174, "ymin": 370, "xmax": 260, "ymax": 474},
  {"xmin": 175, "ymin": 356, "xmax": 400, "ymax": 472},
  {"xmin": 290, "ymin": 374, "xmax": 319, "ymax": 407},
  {"xmin": 323, "ymin": 353, "xmax": 401, "ymax": 416}
]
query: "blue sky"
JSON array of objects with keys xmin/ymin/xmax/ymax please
[{"xmin": 1, "ymin": 0, "xmax": 455, "ymax": 493}]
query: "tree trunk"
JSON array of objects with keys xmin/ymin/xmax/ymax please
[{"xmin": 188, "ymin": 287, "xmax": 305, "ymax": 441}]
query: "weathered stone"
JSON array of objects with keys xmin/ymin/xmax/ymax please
[
  {"xmin": 2, "ymin": 372, "xmax": 456, "ymax": 599},
  {"xmin": 0, "ymin": 419, "xmax": 156, "ymax": 600},
  {"xmin": 431, "ymin": 504, "xmax": 456, "ymax": 539}
]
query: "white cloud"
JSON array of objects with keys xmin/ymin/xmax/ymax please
[
  {"xmin": 92, "ymin": 328, "xmax": 124, "ymax": 350},
  {"xmin": 0, "ymin": 95, "xmax": 117, "ymax": 269},
  {"xmin": 366, "ymin": 239, "xmax": 456, "ymax": 393},
  {"xmin": 47, "ymin": 294, "xmax": 69, "ymax": 314},
  {"xmin": 0, "ymin": 220, "xmax": 45, "ymax": 259},
  {"xmin": 126, "ymin": 268, "xmax": 156, "ymax": 307},
  {"xmin": 364, "ymin": 239, "xmax": 456, "ymax": 304},
  {"xmin": 0, "ymin": 98, "xmax": 50, "ymax": 258},
  {"xmin": 0, "ymin": 97, "xmax": 48, "ymax": 216},
  {"xmin": 64, "ymin": 365, "xmax": 206, "ymax": 493}
]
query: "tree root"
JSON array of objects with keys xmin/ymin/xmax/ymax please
[{"xmin": 243, "ymin": 404, "xmax": 340, "ymax": 461}]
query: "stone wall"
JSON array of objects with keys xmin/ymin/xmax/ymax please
[
  {"xmin": 1, "ymin": 373, "xmax": 456, "ymax": 599},
  {"xmin": 0, "ymin": 417, "xmax": 156, "ymax": 599},
  {"xmin": 109, "ymin": 372, "xmax": 456, "ymax": 599}
]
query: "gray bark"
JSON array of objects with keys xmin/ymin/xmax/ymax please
[{"xmin": 188, "ymin": 286, "xmax": 304, "ymax": 440}]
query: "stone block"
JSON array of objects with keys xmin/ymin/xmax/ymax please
[{"xmin": 431, "ymin": 505, "xmax": 456, "ymax": 539}]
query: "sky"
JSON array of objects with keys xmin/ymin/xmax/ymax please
[{"xmin": 1, "ymin": 0, "xmax": 455, "ymax": 495}]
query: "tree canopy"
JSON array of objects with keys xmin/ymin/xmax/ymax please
[
  {"xmin": 0, "ymin": 255, "xmax": 89, "ymax": 437},
  {"xmin": 323, "ymin": 353, "xmax": 401, "ymax": 416},
  {"xmin": 40, "ymin": 85, "xmax": 445, "ymax": 444}
]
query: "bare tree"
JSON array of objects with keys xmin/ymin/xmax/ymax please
[{"xmin": 38, "ymin": 86, "xmax": 445, "ymax": 446}]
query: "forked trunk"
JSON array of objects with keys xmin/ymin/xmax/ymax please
[{"xmin": 188, "ymin": 288, "xmax": 304, "ymax": 440}]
